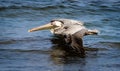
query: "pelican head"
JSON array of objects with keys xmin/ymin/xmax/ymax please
[{"xmin": 28, "ymin": 20, "xmax": 63, "ymax": 33}]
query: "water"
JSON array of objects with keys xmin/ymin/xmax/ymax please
[{"xmin": 0, "ymin": 0, "xmax": 120, "ymax": 71}]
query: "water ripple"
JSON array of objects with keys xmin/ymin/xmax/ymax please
[{"xmin": 0, "ymin": 36, "xmax": 50, "ymax": 44}]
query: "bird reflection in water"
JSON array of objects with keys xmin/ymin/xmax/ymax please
[
  {"xmin": 49, "ymin": 36, "xmax": 87, "ymax": 65},
  {"xmin": 49, "ymin": 35, "xmax": 99, "ymax": 64}
]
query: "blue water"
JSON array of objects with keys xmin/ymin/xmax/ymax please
[{"xmin": 0, "ymin": 0, "xmax": 120, "ymax": 71}]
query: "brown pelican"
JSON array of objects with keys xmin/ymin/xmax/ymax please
[{"xmin": 28, "ymin": 19, "xmax": 99, "ymax": 56}]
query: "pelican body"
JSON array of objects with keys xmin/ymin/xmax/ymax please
[{"xmin": 28, "ymin": 19, "xmax": 99, "ymax": 56}]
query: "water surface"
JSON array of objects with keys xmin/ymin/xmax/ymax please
[{"xmin": 0, "ymin": 0, "xmax": 120, "ymax": 71}]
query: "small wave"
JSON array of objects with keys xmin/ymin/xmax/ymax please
[
  {"xmin": 102, "ymin": 64, "xmax": 120, "ymax": 68},
  {"xmin": 0, "ymin": 48, "xmax": 51, "ymax": 54},
  {"xmin": 0, "ymin": 2, "xmax": 68, "ymax": 11},
  {"xmin": 100, "ymin": 42, "xmax": 120, "ymax": 48},
  {"xmin": 0, "ymin": 37, "xmax": 50, "ymax": 44},
  {"xmin": 86, "ymin": 42, "xmax": 120, "ymax": 50},
  {"xmin": 99, "ymin": 7, "xmax": 120, "ymax": 12}
]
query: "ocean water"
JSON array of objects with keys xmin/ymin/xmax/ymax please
[{"xmin": 0, "ymin": 0, "xmax": 120, "ymax": 71}]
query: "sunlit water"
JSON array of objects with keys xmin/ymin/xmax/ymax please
[{"xmin": 0, "ymin": 0, "xmax": 120, "ymax": 71}]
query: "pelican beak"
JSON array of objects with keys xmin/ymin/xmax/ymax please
[{"xmin": 28, "ymin": 23, "xmax": 55, "ymax": 32}]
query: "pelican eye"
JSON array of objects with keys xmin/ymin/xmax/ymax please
[{"xmin": 64, "ymin": 26, "xmax": 68, "ymax": 29}]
